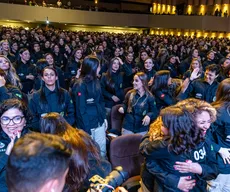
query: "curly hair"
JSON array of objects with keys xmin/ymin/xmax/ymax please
[
  {"xmin": 176, "ymin": 98, "xmax": 217, "ymax": 124},
  {"xmin": 160, "ymin": 106, "xmax": 203, "ymax": 155}
]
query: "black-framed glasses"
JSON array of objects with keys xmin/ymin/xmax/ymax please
[{"xmin": 0, "ymin": 116, "xmax": 24, "ymax": 125}]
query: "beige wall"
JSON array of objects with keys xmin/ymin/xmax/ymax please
[{"xmin": 0, "ymin": 3, "xmax": 230, "ymax": 32}]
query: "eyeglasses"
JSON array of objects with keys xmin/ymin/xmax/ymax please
[{"xmin": 0, "ymin": 116, "xmax": 24, "ymax": 125}]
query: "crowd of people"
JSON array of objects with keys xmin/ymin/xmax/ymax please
[{"xmin": 1, "ymin": 26, "xmax": 230, "ymax": 191}]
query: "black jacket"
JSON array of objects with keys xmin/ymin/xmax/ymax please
[
  {"xmin": 0, "ymin": 85, "xmax": 22, "ymax": 104},
  {"xmin": 15, "ymin": 60, "xmax": 37, "ymax": 94},
  {"xmin": 211, "ymin": 104, "xmax": 230, "ymax": 174},
  {"xmin": 152, "ymin": 88, "xmax": 177, "ymax": 111},
  {"xmin": 100, "ymin": 71, "xmax": 125, "ymax": 109},
  {"xmin": 0, "ymin": 128, "xmax": 30, "ymax": 192},
  {"xmin": 140, "ymin": 134, "xmax": 218, "ymax": 192},
  {"xmin": 29, "ymin": 87, "xmax": 75, "ymax": 131},
  {"xmin": 177, "ymin": 79, "xmax": 219, "ymax": 103},
  {"xmin": 72, "ymin": 79, "xmax": 106, "ymax": 134},
  {"xmin": 122, "ymin": 90, "xmax": 158, "ymax": 133}
]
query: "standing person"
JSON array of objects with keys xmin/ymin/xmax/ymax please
[
  {"xmin": 100, "ymin": 57, "xmax": 129, "ymax": 129},
  {"xmin": 29, "ymin": 66, "xmax": 74, "ymax": 131},
  {"xmin": 72, "ymin": 56, "xmax": 107, "ymax": 158},
  {"xmin": 118, "ymin": 72, "xmax": 157, "ymax": 135},
  {"xmin": 208, "ymin": 78, "xmax": 230, "ymax": 191},
  {"xmin": 0, "ymin": 99, "xmax": 31, "ymax": 192},
  {"xmin": 15, "ymin": 48, "xmax": 36, "ymax": 94}
]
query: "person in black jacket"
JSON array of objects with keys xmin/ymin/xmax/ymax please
[
  {"xmin": 118, "ymin": 72, "xmax": 157, "ymax": 135},
  {"xmin": 45, "ymin": 53, "xmax": 66, "ymax": 89},
  {"xmin": 183, "ymin": 58, "xmax": 204, "ymax": 81},
  {"xmin": 0, "ymin": 99, "xmax": 31, "ymax": 192},
  {"xmin": 179, "ymin": 49, "xmax": 199, "ymax": 75},
  {"xmin": 29, "ymin": 66, "xmax": 74, "ymax": 131},
  {"xmin": 30, "ymin": 42, "xmax": 44, "ymax": 64},
  {"xmin": 40, "ymin": 112, "xmax": 112, "ymax": 192},
  {"xmin": 122, "ymin": 52, "xmax": 137, "ymax": 88},
  {"xmin": 151, "ymin": 70, "xmax": 177, "ymax": 111},
  {"xmin": 65, "ymin": 48, "xmax": 83, "ymax": 86},
  {"xmin": 140, "ymin": 102, "xmax": 218, "ymax": 192},
  {"xmin": 178, "ymin": 64, "xmax": 220, "ymax": 103},
  {"xmin": 0, "ymin": 69, "xmax": 22, "ymax": 103},
  {"xmin": 15, "ymin": 48, "xmax": 37, "ymax": 94},
  {"xmin": 143, "ymin": 57, "xmax": 156, "ymax": 87},
  {"xmin": 71, "ymin": 56, "xmax": 107, "ymax": 158},
  {"xmin": 0, "ymin": 40, "xmax": 16, "ymax": 63},
  {"xmin": 208, "ymin": 79, "xmax": 230, "ymax": 191},
  {"xmin": 202, "ymin": 51, "xmax": 216, "ymax": 70},
  {"xmin": 162, "ymin": 55, "xmax": 180, "ymax": 78}
]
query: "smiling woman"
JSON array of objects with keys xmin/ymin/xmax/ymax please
[{"xmin": 0, "ymin": 98, "xmax": 31, "ymax": 192}]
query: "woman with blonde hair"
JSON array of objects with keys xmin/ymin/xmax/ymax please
[
  {"xmin": 0, "ymin": 55, "xmax": 21, "ymax": 89},
  {"xmin": 183, "ymin": 58, "xmax": 204, "ymax": 81}
]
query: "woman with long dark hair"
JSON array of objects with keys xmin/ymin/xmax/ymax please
[
  {"xmin": 100, "ymin": 57, "xmax": 130, "ymax": 127},
  {"xmin": 29, "ymin": 66, "xmax": 74, "ymax": 131},
  {"xmin": 40, "ymin": 112, "xmax": 112, "ymax": 192},
  {"xmin": 118, "ymin": 72, "xmax": 157, "ymax": 135},
  {"xmin": 15, "ymin": 48, "xmax": 36, "ymax": 94},
  {"xmin": 72, "ymin": 56, "xmax": 107, "ymax": 158},
  {"xmin": 151, "ymin": 70, "xmax": 177, "ymax": 110}
]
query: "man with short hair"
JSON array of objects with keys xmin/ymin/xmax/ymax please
[
  {"xmin": 6, "ymin": 133, "xmax": 72, "ymax": 192},
  {"xmin": 178, "ymin": 64, "xmax": 220, "ymax": 103}
]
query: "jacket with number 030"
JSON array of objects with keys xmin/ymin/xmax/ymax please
[
  {"xmin": 140, "ymin": 134, "xmax": 219, "ymax": 192},
  {"xmin": 122, "ymin": 90, "xmax": 158, "ymax": 133},
  {"xmin": 71, "ymin": 79, "xmax": 106, "ymax": 134}
]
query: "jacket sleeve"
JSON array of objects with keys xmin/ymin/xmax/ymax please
[
  {"xmin": 177, "ymin": 81, "xmax": 194, "ymax": 101},
  {"xmin": 100, "ymin": 74, "xmax": 113, "ymax": 100},
  {"xmin": 0, "ymin": 154, "xmax": 8, "ymax": 173},
  {"xmin": 139, "ymin": 134, "xmax": 169, "ymax": 159},
  {"xmin": 145, "ymin": 159, "xmax": 180, "ymax": 189},
  {"xmin": 146, "ymin": 96, "xmax": 158, "ymax": 121},
  {"xmin": 64, "ymin": 91, "xmax": 75, "ymax": 126},
  {"xmin": 99, "ymin": 87, "xmax": 106, "ymax": 120},
  {"xmin": 71, "ymin": 83, "xmax": 89, "ymax": 130},
  {"xmin": 28, "ymin": 94, "xmax": 40, "ymax": 131},
  {"xmin": 140, "ymin": 134, "xmax": 180, "ymax": 189},
  {"xmin": 196, "ymin": 142, "xmax": 219, "ymax": 180},
  {"xmin": 155, "ymin": 90, "xmax": 176, "ymax": 106},
  {"xmin": 121, "ymin": 63, "xmax": 133, "ymax": 76}
]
